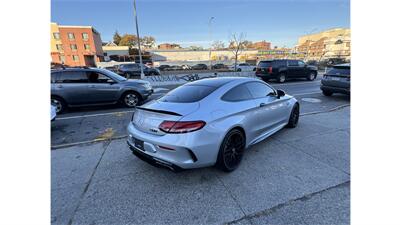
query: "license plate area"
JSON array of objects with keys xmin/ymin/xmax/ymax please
[
  {"xmin": 134, "ymin": 138, "xmax": 144, "ymax": 151},
  {"xmin": 331, "ymin": 77, "xmax": 341, "ymax": 81}
]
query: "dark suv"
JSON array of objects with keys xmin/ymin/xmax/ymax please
[
  {"xmin": 320, "ymin": 63, "xmax": 350, "ymax": 96},
  {"xmin": 51, "ymin": 68, "xmax": 153, "ymax": 113},
  {"xmin": 255, "ymin": 59, "xmax": 318, "ymax": 83},
  {"xmin": 117, "ymin": 63, "xmax": 160, "ymax": 78}
]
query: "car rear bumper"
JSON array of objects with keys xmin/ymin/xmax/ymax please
[
  {"xmin": 320, "ymin": 84, "xmax": 350, "ymax": 95},
  {"xmin": 126, "ymin": 122, "xmax": 219, "ymax": 170}
]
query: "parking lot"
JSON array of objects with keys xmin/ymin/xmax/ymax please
[{"xmin": 51, "ymin": 75, "xmax": 350, "ymax": 225}]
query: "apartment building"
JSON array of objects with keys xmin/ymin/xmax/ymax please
[
  {"xmin": 50, "ymin": 23, "xmax": 104, "ymax": 67},
  {"xmin": 296, "ymin": 28, "xmax": 351, "ymax": 61}
]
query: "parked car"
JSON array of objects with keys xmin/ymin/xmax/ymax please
[
  {"xmin": 51, "ymin": 103, "xmax": 57, "ymax": 121},
  {"xmin": 127, "ymin": 77, "xmax": 299, "ymax": 172},
  {"xmin": 191, "ymin": 64, "xmax": 208, "ymax": 70},
  {"xmin": 51, "ymin": 68, "xmax": 153, "ymax": 113},
  {"xmin": 320, "ymin": 63, "xmax": 350, "ymax": 96},
  {"xmin": 181, "ymin": 64, "xmax": 192, "ymax": 70},
  {"xmin": 255, "ymin": 59, "xmax": 318, "ymax": 83},
  {"xmin": 212, "ymin": 63, "xmax": 228, "ymax": 70},
  {"xmin": 103, "ymin": 65, "xmax": 119, "ymax": 73},
  {"xmin": 117, "ymin": 63, "xmax": 160, "ymax": 77},
  {"xmin": 166, "ymin": 65, "xmax": 183, "ymax": 71},
  {"xmin": 158, "ymin": 65, "xmax": 171, "ymax": 71},
  {"xmin": 229, "ymin": 63, "xmax": 256, "ymax": 72}
]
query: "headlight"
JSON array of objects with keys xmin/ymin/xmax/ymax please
[{"xmin": 142, "ymin": 82, "xmax": 152, "ymax": 89}]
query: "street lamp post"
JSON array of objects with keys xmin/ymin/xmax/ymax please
[
  {"xmin": 208, "ymin": 17, "xmax": 214, "ymax": 70},
  {"xmin": 133, "ymin": 0, "xmax": 145, "ymax": 79}
]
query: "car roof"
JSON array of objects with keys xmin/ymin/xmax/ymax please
[{"xmin": 186, "ymin": 77, "xmax": 254, "ymax": 88}]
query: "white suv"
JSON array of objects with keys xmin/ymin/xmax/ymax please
[{"xmin": 230, "ymin": 63, "xmax": 256, "ymax": 72}]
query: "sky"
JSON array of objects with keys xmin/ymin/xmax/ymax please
[{"xmin": 51, "ymin": 0, "xmax": 350, "ymax": 48}]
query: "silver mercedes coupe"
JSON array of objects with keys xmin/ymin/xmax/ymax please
[{"xmin": 127, "ymin": 77, "xmax": 299, "ymax": 172}]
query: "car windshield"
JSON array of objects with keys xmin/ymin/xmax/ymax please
[
  {"xmin": 327, "ymin": 66, "xmax": 351, "ymax": 76},
  {"xmin": 99, "ymin": 69, "xmax": 127, "ymax": 81},
  {"xmin": 159, "ymin": 85, "xmax": 216, "ymax": 103},
  {"xmin": 258, "ymin": 61, "xmax": 272, "ymax": 67}
]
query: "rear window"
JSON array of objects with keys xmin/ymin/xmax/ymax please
[
  {"xmin": 327, "ymin": 67, "xmax": 350, "ymax": 76},
  {"xmin": 258, "ymin": 61, "xmax": 272, "ymax": 67},
  {"xmin": 159, "ymin": 85, "xmax": 216, "ymax": 103}
]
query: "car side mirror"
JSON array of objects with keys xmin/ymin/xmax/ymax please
[{"xmin": 277, "ymin": 89, "xmax": 285, "ymax": 98}]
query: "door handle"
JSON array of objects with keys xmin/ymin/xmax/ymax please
[{"xmin": 259, "ymin": 103, "xmax": 267, "ymax": 107}]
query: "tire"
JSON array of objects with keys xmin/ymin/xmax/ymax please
[
  {"xmin": 286, "ymin": 103, "xmax": 300, "ymax": 128},
  {"xmin": 253, "ymin": 68, "xmax": 256, "ymax": 71},
  {"xmin": 216, "ymin": 129, "xmax": 246, "ymax": 172},
  {"xmin": 51, "ymin": 96, "xmax": 67, "ymax": 114},
  {"xmin": 262, "ymin": 77, "xmax": 270, "ymax": 82},
  {"xmin": 322, "ymin": 90, "xmax": 333, "ymax": 96},
  {"xmin": 237, "ymin": 68, "xmax": 242, "ymax": 72},
  {"xmin": 124, "ymin": 72, "xmax": 130, "ymax": 79},
  {"xmin": 307, "ymin": 71, "xmax": 317, "ymax": 81},
  {"xmin": 121, "ymin": 92, "xmax": 141, "ymax": 108},
  {"xmin": 277, "ymin": 73, "xmax": 286, "ymax": 83}
]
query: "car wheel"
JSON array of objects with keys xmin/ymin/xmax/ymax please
[
  {"xmin": 237, "ymin": 68, "xmax": 242, "ymax": 72},
  {"xmin": 322, "ymin": 90, "xmax": 333, "ymax": 96},
  {"xmin": 286, "ymin": 103, "xmax": 300, "ymax": 128},
  {"xmin": 124, "ymin": 72, "xmax": 130, "ymax": 79},
  {"xmin": 278, "ymin": 73, "xmax": 286, "ymax": 83},
  {"xmin": 216, "ymin": 129, "xmax": 245, "ymax": 172},
  {"xmin": 51, "ymin": 96, "xmax": 66, "ymax": 114},
  {"xmin": 262, "ymin": 77, "xmax": 270, "ymax": 82},
  {"xmin": 121, "ymin": 92, "xmax": 141, "ymax": 107},
  {"xmin": 253, "ymin": 68, "xmax": 256, "ymax": 71},
  {"xmin": 307, "ymin": 72, "xmax": 317, "ymax": 81}
]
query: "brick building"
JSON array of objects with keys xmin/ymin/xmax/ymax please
[
  {"xmin": 51, "ymin": 23, "xmax": 104, "ymax": 67},
  {"xmin": 157, "ymin": 43, "xmax": 182, "ymax": 50},
  {"xmin": 251, "ymin": 41, "xmax": 271, "ymax": 50}
]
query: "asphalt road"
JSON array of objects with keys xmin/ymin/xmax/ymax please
[
  {"xmin": 51, "ymin": 106, "xmax": 350, "ymax": 225},
  {"xmin": 51, "ymin": 75, "xmax": 350, "ymax": 148}
]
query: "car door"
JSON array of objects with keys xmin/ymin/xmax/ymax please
[
  {"xmin": 297, "ymin": 60, "xmax": 308, "ymax": 77},
  {"xmin": 85, "ymin": 71, "xmax": 121, "ymax": 103},
  {"xmin": 287, "ymin": 60, "xmax": 302, "ymax": 78},
  {"xmin": 54, "ymin": 70, "xmax": 92, "ymax": 105},
  {"xmin": 220, "ymin": 83, "xmax": 260, "ymax": 144},
  {"xmin": 245, "ymin": 81, "xmax": 290, "ymax": 141}
]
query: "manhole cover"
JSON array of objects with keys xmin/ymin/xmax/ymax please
[{"xmin": 301, "ymin": 98, "xmax": 322, "ymax": 103}]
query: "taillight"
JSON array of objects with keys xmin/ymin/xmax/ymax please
[
  {"xmin": 268, "ymin": 66, "xmax": 272, "ymax": 74},
  {"xmin": 159, "ymin": 121, "xmax": 206, "ymax": 133}
]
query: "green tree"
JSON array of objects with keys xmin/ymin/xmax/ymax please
[
  {"xmin": 113, "ymin": 31, "xmax": 122, "ymax": 45},
  {"xmin": 119, "ymin": 34, "xmax": 138, "ymax": 47}
]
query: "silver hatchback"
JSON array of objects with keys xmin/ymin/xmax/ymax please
[{"xmin": 127, "ymin": 77, "xmax": 299, "ymax": 172}]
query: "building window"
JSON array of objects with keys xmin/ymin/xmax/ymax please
[
  {"xmin": 68, "ymin": 33, "xmax": 75, "ymax": 40},
  {"xmin": 84, "ymin": 44, "xmax": 91, "ymax": 51},
  {"xmin": 53, "ymin": 32, "xmax": 60, "ymax": 40},
  {"xmin": 59, "ymin": 55, "xmax": 65, "ymax": 63},
  {"xmin": 82, "ymin": 33, "xmax": 89, "ymax": 40},
  {"xmin": 70, "ymin": 44, "xmax": 77, "ymax": 51},
  {"xmin": 72, "ymin": 55, "xmax": 79, "ymax": 62},
  {"xmin": 56, "ymin": 44, "xmax": 63, "ymax": 51}
]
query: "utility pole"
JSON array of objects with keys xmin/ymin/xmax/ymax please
[
  {"xmin": 208, "ymin": 17, "xmax": 214, "ymax": 70},
  {"xmin": 133, "ymin": 0, "xmax": 144, "ymax": 79}
]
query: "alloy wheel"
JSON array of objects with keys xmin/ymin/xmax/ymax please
[
  {"xmin": 124, "ymin": 93, "xmax": 139, "ymax": 107},
  {"xmin": 223, "ymin": 132, "xmax": 245, "ymax": 170},
  {"xmin": 52, "ymin": 99, "xmax": 62, "ymax": 113}
]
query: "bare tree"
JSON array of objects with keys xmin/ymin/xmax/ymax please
[
  {"xmin": 229, "ymin": 33, "xmax": 246, "ymax": 71},
  {"xmin": 211, "ymin": 40, "xmax": 225, "ymax": 50}
]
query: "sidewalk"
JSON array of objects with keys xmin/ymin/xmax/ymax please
[{"xmin": 51, "ymin": 107, "xmax": 350, "ymax": 225}]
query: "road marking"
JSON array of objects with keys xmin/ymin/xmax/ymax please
[
  {"xmin": 293, "ymin": 91, "xmax": 321, "ymax": 96},
  {"xmin": 56, "ymin": 110, "xmax": 134, "ymax": 120},
  {"xmin": 300, "ymin": 104, "xmax": 350, "ymax": 116},
  {"xmin": 301, "ymin": 98, "xmax": 322, "ymax": 103}
]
